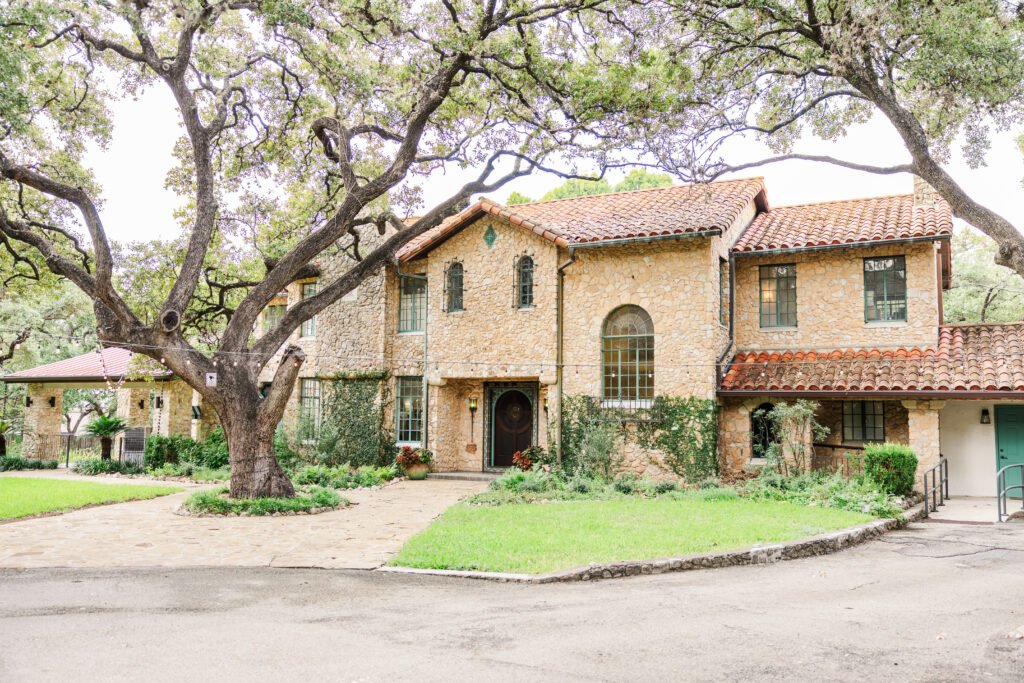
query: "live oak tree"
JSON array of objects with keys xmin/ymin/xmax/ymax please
[
  {"xmin": 648, "ymin": 0, "xmax": 1024, "ymax": 276},
  {"xmin": 0, "ymin": 1, "xmax": 666, "ymax": 498}
]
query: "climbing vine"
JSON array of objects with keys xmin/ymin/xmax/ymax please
[
  {"xmin": 315, "ymin": 372, "xmax": 396, "ymax": 467},
  {"xmin": 636, "ymin": 396, "xmax": 718, "ymax": 482}
]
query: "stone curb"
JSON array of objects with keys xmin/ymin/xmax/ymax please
[{"xmin": 377, "ymin": 503, "xmax": 927, "ymax": 584}]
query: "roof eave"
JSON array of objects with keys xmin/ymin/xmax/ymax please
[
  {"xmin": 732, "ymin": 233, "xmax": 951, "ymax": 258},
  {"xmin": 568, "ymin": 228, "xmax": 722, "ymax": 249},
  {"xmin": 717, "ymin": 388, "xmax": 1024, "ymax": 400},
  {"xmin": 1, "ymin": 373, "xmax": 173, "ymax": 384}
]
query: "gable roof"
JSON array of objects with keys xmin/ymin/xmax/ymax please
[
  {"xmin": 1, "ymin": 347, "xmax": 171, "ymax": 384},
  {"xmin": 398, "ymin": 177, "xmax": 767, "ymax": 261},
  {"xmin": 720, "ymin": 322, "xmax": 1024, "ymax": 396},
  {"xmin": 733, "ymin": 194, "xmax": 953, "ymax": 254}
]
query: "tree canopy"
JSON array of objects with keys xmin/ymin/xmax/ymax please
[{"xmin": 508, "ymin": 169, "xmax": 673, "ymax": 204}]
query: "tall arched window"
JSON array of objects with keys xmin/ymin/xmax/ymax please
[
  {"xmin": 446, "ymin": 262, "xmax": 464, "ymax": 312},
  {"xmin": 516, "ymin": 256, "xmax": 534, "ymax": 308},
  {"xmin": 602, "ymin": 305, "xmax": 654, "ymax": 403},
  {"xmin": 751, "ymin": 402, "xmax": 777, "ymax": 459}
]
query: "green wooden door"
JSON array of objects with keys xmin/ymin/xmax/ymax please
[{"xmin": 995, "ymin": 406, "xmax": 1024, "ymax": 498}]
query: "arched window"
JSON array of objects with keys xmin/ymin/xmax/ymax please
[
  {"xmin": 446, "ymin": 262, "xmax": 464, "ymax": 312},
  {"xmin": 751, "ymin": 402, "xmax": 777, "ymax": 459},
  {"xmin": 601, "ymin": 305, "xmax": 654, "ymax": 403},
  {"xmin": 516, "ymin": 256, "xmax": 534, "ymax": 308}
]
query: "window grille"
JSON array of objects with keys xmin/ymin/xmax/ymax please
[
  {"xmin": 759, "ymin": 264, "xmax": 797, "ymax": 327},
  {"xmin": 842, "ymin": 400, "xmax": 885, "ymax": 442},
  {"xmin": 395, "ymin": 376, "xmax": 424, "ymax": 443},
  {"xmin": 445, "ymin": 262, "xmax": 464, "ymax": 312},
  {"xmin": 602, "ymin": 305, "xmax": 654, "ymax": 405},
  {"xmin": 515, "ymin": 256, "xmax": 534, "ymax": 308},
  {"xmin": 864, "ymin": 256, "xmax": 907, "ymax": 322},
  {"xmin": 300, "ymin": 282, "xmax": 317, "ymax": 337},
  {"xmin": 399, "ymin": 276, "xmax": 426, "ymax": 332}
]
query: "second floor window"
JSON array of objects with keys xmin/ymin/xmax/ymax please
[
  {"xmin": 864, "ymin": 256, "xmax": 907, "ymax": 322},
  {"xmin": 602, "ymin": 305, "xmax": 654, "ymax": 403},
  {"xmin": 399, "ymin": 276, "xmax": 426, "ymax": 332},
  {"xmin": 300, "ymin": 282, "xmax": 317, "ymax": 337},
  {"xmin": 262, "ymin": 304, "xmax": 285, "ymax": 335},
  {"xmin": 516, "ymin": 256, "xmax": 534, "ymax": 308},
  {"xmin": 299, "ymin": 378, "xmax": 321, "ymax": 440},
  {"xmin": 759, "ymin": 264, "xmax": 797, "ymax": 327},
  {"xmin": 446, "ymin": 262, "xmax": 464, "ymax": 312}
]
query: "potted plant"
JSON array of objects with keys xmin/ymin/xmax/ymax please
[
  {"xmin": 396, "ymin": 446, "xmax": 432, "ymax": 480},
  {"xmin": 513, "ymin": 445, "xmax": 548, "ymax": 471},
  {"xmin": 86, "ymin": 415, "xmax": 128, "ymax": 461}
]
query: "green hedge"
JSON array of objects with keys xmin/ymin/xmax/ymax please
[
  {"xmin": 0, "ymin": 456, "xmax": 59, "ymax": 472},
  {"xmin": 144, "ymin": 428, "xmax": 228, "ymax": 470},
  {"xmin": 863, "ymin": 442, "xmax": 918, "ymax": 497},
  {"xmin": 72, "ymin": 458, "xmax": 144, "ymax": 476}
]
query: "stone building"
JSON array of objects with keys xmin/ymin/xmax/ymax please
[{"xmin": 255, "ymin": 175, "xmax": 1024, "ymax": 495}]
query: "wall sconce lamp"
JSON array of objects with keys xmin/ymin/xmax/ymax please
[
  {"xmin": 543, "ymin": 397, "xmax": 549, "ymax": 413},
  {"xmin": 25, "ymin": 397, "xmax": 32, "ymax": 408},
  {"xmin": 155, "ymin": 397, "xmax": 164, "ymax": 409},
  {"xmin": 469, "ymin": 397, "xmax": 477, "ymax": 412},
  {"xmin": 468, "ymin": 397, "xmax": 478, "ymax": 442},
  {"xmin": 981, "ymin": 408, "xmax": 991, "ymax": 424},
  {"xmin": 137, "ymin": 399, "xmax": 146, "ymax": 410},
  {"xmin": 48, "ymin": 396, "xmax": 56, "ymax": 408}
]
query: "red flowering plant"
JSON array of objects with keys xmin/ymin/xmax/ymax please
[
  {"xmin": 512, "ymin": 446, "xmax": 548, "ymax": 471},
  {"xmin": 396, "ymin": 446, "xmax": 433, "ymax": 469}
]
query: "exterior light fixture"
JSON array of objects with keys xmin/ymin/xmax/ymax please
[
  {"xmin": 469, "ymin": 397, "xmax": 477, "ymax": 412},
  {"xmin": 48, "ymin": 396, "xmax": 56, "ymax": 408},
  {"xmin": 138, "ymin": 399, "xmax": 145, "ymax": 410},
  {"xmin": 543, "ymin": 397, "xmax": 549, "ymax": 412},
  {"xmin": 25, "ymin": 397, "xmax": 32, "ymax": 408},
  {"xmin": 155, "ymin": 397, "xmax": 164, "ymax": 409},
  {"xmin": 981, "ymin": 408, "xmax": 991, "ymax": 424}
]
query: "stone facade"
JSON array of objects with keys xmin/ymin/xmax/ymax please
[
  {"xmin": 21, "ymin": 383, "xmax": 62, "ymax": 459},
  {"xmin": 153, "ymin": 379, "xmax": 193, "ymax": 438}
]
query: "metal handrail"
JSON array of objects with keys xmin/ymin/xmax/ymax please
[
  {"xmin": 996, "ymin": 463, "xmax": 1024, "ymax": 523},
  {"xmin": 922, "ymin": 457, "xmax": 949, "ymax": 517}
]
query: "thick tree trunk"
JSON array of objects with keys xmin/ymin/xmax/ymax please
[
  {"xmin": 100, "ymin": 436, "xmax": 112, "ymax": 461},
  {"xmin": 224, "ymin": 410, "xmax": 295, "ymax": 499}
]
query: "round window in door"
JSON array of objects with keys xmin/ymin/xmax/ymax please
[{"xmin": 492, "ymin": 390, "xmax": 533, "ymax": 468}]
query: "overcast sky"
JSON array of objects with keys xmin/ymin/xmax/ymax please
[{"xmin": 85, "ymin": 88, "xmax": 1024, "ymax": 244}]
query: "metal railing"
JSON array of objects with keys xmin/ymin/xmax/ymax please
[
  {"xmin": 811, "ymin": 443, "xmax": 865, "ymax": 478},
  {"xmin": 996, "ymin": 463, "xmax": 1024, "ymax": 523},
  {"xmin": 922, "ymin": 457, "xmax": 949, "ymax": 517}
]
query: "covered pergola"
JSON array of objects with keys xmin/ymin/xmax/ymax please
[{"xmin": 1, "ymin": 347, "xmax": 217, "ymax": 460}]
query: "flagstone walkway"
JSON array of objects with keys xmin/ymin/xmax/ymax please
[{"xmin": 0, "ymin": 470, "xmax": 485, "ymax": 569}]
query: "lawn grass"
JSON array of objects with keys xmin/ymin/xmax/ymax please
[
  {"xmin": 0, "ymin": 477, "xmax": 183, "ymax": 520},
  {"xmin": 390, "ymin": 497, "xmax": 874, "ymax": 574}
]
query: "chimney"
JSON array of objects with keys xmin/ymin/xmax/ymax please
[{"xmin": 913, "ymin": 175, "xmax": 938, "ymax": 208}]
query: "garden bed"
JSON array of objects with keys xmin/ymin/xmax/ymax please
[
  {"xmin": 176, "ymin": 486, "xmax": 348, "ymax": 517},
  {"xmin": 0, "ymin": 477, "xmax": 182, "ymax": 521}
]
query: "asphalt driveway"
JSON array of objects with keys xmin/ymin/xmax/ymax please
[{"xmin": 1, "ymin": 520, "xmax": 1022, "ymax": 681}]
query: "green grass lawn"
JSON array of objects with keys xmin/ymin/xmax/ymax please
[
  {"xmin": 390, "ymin": 497, "xmax": 873, "ymax": 574},
  {"xmin": 0, "ymin": 477, "xmax": 183, "ymax": 520}
]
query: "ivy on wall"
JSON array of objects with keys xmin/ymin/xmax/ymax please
[{"xmin": 315, "ymin": 372, "xmax": 396, "ymax": 467}]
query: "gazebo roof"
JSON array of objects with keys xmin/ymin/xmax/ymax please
[{"xmin": 1, "ymin": 347, "xmax": 171, "ymax": 384}]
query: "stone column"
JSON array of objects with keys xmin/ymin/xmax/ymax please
[
  {"xmin": 718, "ymin": 399, "xmax": 756, "ymax": 473},
  {"xmin": 115, "ymin": 387, "xmax": 150, "ymax": 457},
  {"xmin": 153, "ymin": 380, "xmax": 193, "ymax": 438},
  {"xmin": 901, "ymin": 399, "xmax": 944, "ymax": 491},
  {"xmin": 22, "ymin": 383, "xmax": 62, "ymax": 460}
]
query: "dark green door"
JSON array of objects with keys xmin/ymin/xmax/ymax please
[{"xmin": 995, "ymin": 406, "xmax": 1024, "ymax": 498}]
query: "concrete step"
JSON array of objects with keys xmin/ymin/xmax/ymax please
[{"xmin": 427, "ymin": 471, "xmax": 502, "ymax": 482}]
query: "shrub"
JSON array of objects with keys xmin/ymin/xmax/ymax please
[
  {"xmin": 0, "ymin": 456, "xmax": 58, "ymax": 471},
  {"xmin": 293, "ymin": 464, "xmax": 398, "ymax": 489},
  {"xmin": 636, "ymin": 396, "xmax": 719, "ymax": 482},
  {"xmin": 396, "ymin": 447, "xmax": 432, "ymax": 469},
  {"xmin": 698, "ymin": 476, "xmax": 721, "ymax": 489},
  {"xmin": 653, "ymin": 479, "xmax": 678, "ymax": 494},
  {"xmin": 740, "ymin": 470, "xmax": 903, "ymax": 518},
  {"xmin": 72, "ymin": 458, "xmax": 144, "ymax": 476},
  {"xmin": 512, "ymin": 446, "xmax": 547, "ymax": 471},
  {"xmin": 863, "ymin": 442, "xmax": 918, "ymax": 497},
  {"xmin": 197, "ymin": 427, "xmax": 229, "ymax": 469},
  {"xmin": 491, "ymin": 467, "xmax": 558, "ymax": 494},
  {"xmin": 577, "ymin": 420, "xmax": 620, "ymax": 480},
  {"xmin": 613, "ymin": 473, "xmax": 639, "ymax": 494},
  {"xmin": 181, "ymin": 486, "xmax": 344, "ymax": 515},
  {"xmin": 755, "ymin": 401, "xmax": 828, "ymax": 476}
]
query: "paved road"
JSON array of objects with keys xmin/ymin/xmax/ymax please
[{"xmin": 2, "ymin": 521, "xmax": 1023, "ymax": 681}]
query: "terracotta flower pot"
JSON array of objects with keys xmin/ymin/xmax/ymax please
[{"xmin": 405, "ymin": 463, "xmax": 429, "ymax": 480}]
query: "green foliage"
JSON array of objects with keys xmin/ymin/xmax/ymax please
[
  {"xmin": 182, "ymin": 486, "xmax": 344, "ymax": 516},
  {"xmin": 476, "ymin": 467, "xmax": 684, "ymax": 505},
  {"xmin": 293, "ymin": 464, "xmax": 399, "ymax": 489},
  {"xmin": 612, "ymin": 170, "xmax": 673, "ymax": 192},
  {"xmin": 755, "ymin": 400, "xmax": 828, "ymax": 476},
  {"xmin": 315, "ymin": 377, "xmax": 396, "ymax": 468},
  {"xmin": 510, "ymin": 171, "xmax": 674, "ymax": 205},
  {"xmin": 863, "ymin": 443, "xmax": 919, "ymax": 497},
  {"xmin": 85, "ymin": 415, "xmax": 127, "ymax": 438},
  {"xmin": 506, "ymin": 192, "xmax": 533, "ymax": 205},
  {"xmin": 0, "ymin": 455, "xmax": 58, "ymax": 471},
  {"xmin": 144, "ymin": 430, "xmax": 228, "ymax": 470},
  {"xmin": 637, "ymin": 396, "xmax": 718, "ymax": 482},
  {"xmin": 556, "ymin": 395, "xmax": 622, "ymax": 479},
  {"xmin": 0, "ymin": 478, "xmax": 181, "ymax": 520},
  {"xmin": 612, "ymin": 473, "xmax": 640, "ymax": 494},
  {"xmin": 943, "ymin": 227, "xmax": 1024, "ymax": 323},
  {"xmin": 740, "ymin": 470, "xmax": 904, "ymax": 518},
  {"xmin": 540, "ymin": 178, "xmax": 613, "ymax": 201},
  {"xmin": 147, "ymin": 462, "xmax": 230, "ymax": 482},
  {"xmin": 71, "ymin": 458, "xmax": 144, "ymax": 476}
]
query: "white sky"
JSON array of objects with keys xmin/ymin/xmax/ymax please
[{"xmin": 85, "ymin": 88, "xmax": 1024, "ymax": 244}]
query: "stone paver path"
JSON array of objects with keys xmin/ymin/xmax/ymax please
[{"xmin": 0, "ymin": 470, "xmax": 485, "ymax": 569}]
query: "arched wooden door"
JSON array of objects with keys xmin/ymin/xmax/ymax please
[{"xmin": 492, "ymin": 390, "xmax": 533, "ymax": 467}]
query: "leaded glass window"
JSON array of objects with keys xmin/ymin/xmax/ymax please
[
  {"xmin": 299, "ymin": 378, "xmax": 321, "ymax": 440},
  {"xmin": 399, "ymin": 276, "xmax": 426, "ymax": 332},
  {"xmin": 262, "ymin": 304, "xmax": 285, "ymax": 335},
  {"xmin": 842, "ymin": 400, "xmax": 885, "ymax": 442},
  {"xmin": 446, "ymin": 262, "xmax": 464, "ymax": 312},
  {"xmin": 864, "ymin": 256, "xmax": 907, "ymax": 322},
  {"xmin": 602, "ymin": 305, "xmax": 654, "ymax": 403},
  {"xmin": 516, "ymin": 256, "xmax": 534, "ymax": 308},
  {"xmin": 396, "ymin": 376, "xmax": 424, "ymax": 444},
  {"xmin": 300, "ymin": 282, "xmax": 317, "ymax": 337},
  {"xmin": 759, "ymin": 264, "xmax": 797, "ymax": 327}
]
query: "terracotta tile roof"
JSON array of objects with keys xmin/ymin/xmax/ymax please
[
  {"xmin": 1, "ymin": 347, "xmax": 171, "ymax": 383},
  {"xmin": 733, "ymin": 194, "xmax": 953, "ymax": 253},
  {"xmin": 720, "ymin": 323, "xmax": 1024, "ymax": 394},
  {"xmin": 398, "ymin": 178, "xmax": 767, "ymax": 261}
]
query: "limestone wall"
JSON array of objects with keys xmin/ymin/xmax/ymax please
[
  {"xmin": 152, "ymin": 380, "xmax": 192, "ymax": 438},
  {"xmin": 733, "ymin": 241, "xmax": 941, "ymax": 351},
  {"xmin": 22, "ymin": 383, "xmax": 63, "ymax": 459}
]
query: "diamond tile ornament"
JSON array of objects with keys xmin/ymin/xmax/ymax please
[{"xmin": 483, "ymin": 223, "xmax": 496, "ymax": 249}]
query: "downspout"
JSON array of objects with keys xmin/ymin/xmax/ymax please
[
  {"xmin": 556, "ymin": 247, "xmax": 577, "ymax": 467},
  {"xmin": 715, "ymin": 253, "xmax": 736, "ymax": 390}
]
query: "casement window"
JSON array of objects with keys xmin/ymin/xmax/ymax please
[
  {"xmin": 759, "ymin": 264, "xmax": 797, "ymax": 327},
  {"xmin": 300, "ymin": 282, "xmax": 317, "ymax": 337},
  {"xmin": 395, "ymin": 376, "xmax": 424, "ymax": 444},
  {"xmin": 298, "ymin": 378, "xmax": 321, "ymax": 440},
  {"xmin": 262, "ymin": 304, "xmax": 285, "ymax": 335},
  {"xmin": 445, "ymin": 262, "xmax": 464, "ymax": 312},
  {"xmin": 602, "ymin": 305, "xmax": 654, "ymax": 404},
  {"xmin": 719, "ymin": 257, "xmax": 729, "ymax": 326},
  {"xmin": 398, "ymin": 276, "xmax": 426, "ymax": 332},
  {"xmin": 842, "ymin": 400, "xmax": 885, "ymax": 442},
  {"xmin": 864, "ymin": 256, "xmax": 907, "ymax": 322},
  {"xmin": 516, "ymin": 256, "xmax": 534, "ymax": 308}
]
